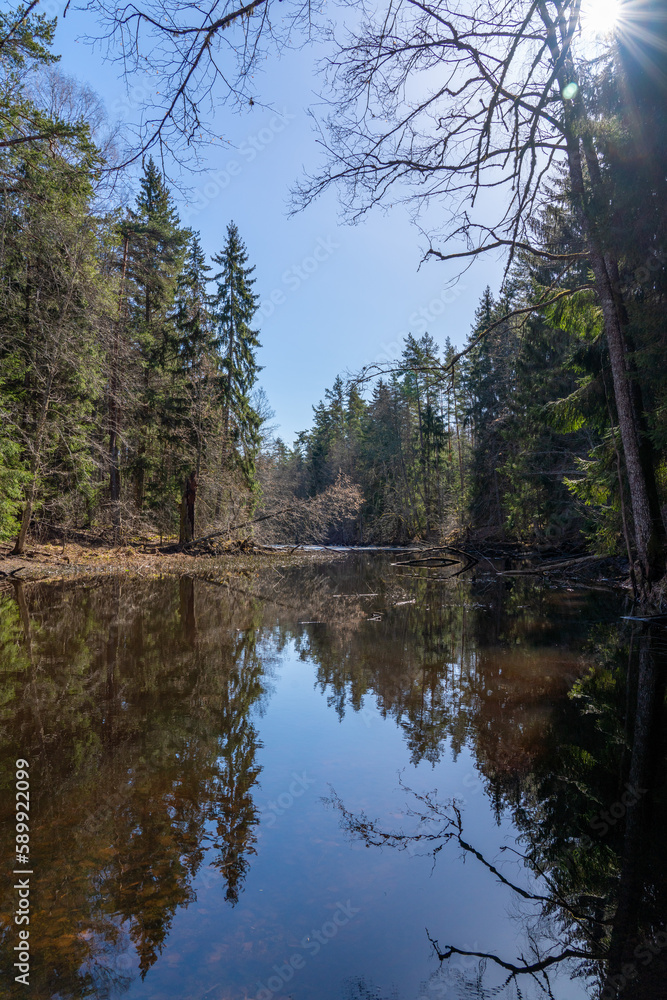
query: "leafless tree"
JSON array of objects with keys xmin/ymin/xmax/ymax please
[
  {"xmin": 75, "ymin": 0, "xmax": 315, "ymax": 168},
  {"xmin": 29, "ymin": 66, "xmax": 121, "ymax": 158},
  {"xmin": 291, "ymin": 0, "xmax": 666, "ymax": 593}
]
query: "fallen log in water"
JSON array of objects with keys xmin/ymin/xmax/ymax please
[
  {"xmin": 496, "ymin": 554, "xmax": 607, "ymax": 576},
  {"xmin": 391, "ymin": 546, "xmax": 479, "ymax": 575}
]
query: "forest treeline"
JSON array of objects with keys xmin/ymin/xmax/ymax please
[
  {"xmin": 263, "ymin": 238, "xmax": 667, "ymax": 555},
  {"xmin": 0, "ymin": 6, "xmax": 268, "ymax": 552},
  {"xmin": 1, "ymin": 2, "xmax": 666, "ymax": 580}
]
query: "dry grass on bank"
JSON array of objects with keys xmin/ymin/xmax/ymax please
[{"xmin": 0, "ymin": 538, "xmax": 343, "ymax": 587}]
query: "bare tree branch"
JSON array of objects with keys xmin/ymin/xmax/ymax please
[
  {"xmin": 350, "ymin": 282, "xmax": 594, "ymax": 388},
  {"xmin": 74, "ymin": 0, "xmax": 314, "ymax": 168}
]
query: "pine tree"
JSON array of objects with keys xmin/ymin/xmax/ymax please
[
  {"xmin": 209, "ymin": 222, "xmax": 262, "ymax": 489},
  {"xmin": 463, "ymin": 289, "xmax": 518, "ymax": 536},
  {"xmin": 401, "ymin": 333, "xmax": 446, "ymax": 533},
  {"xmin": 305, "ymin": 376, "xmax": 347, "ymax": 494},
  {"xmin": 442, "ymin": 336, "xmax": 466, "ymax": 508}
]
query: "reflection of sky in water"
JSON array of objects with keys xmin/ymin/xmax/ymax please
[
  {"xmin": 0, "ymin": 566, "xmax": 641, "ymax": 1000},
  {"xmin": 116, "ymin": 638, "xmax": 589, "ymax": 999}
]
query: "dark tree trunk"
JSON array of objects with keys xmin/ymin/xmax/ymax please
[
  {"xmin": 603, "ymin": 627, "xmax": 666, "ymax": 993},
  {"xmin": 108, "ymin": 344, "xmax": 121, "ymax": 542},
  {"xmin": 179, "ymin": 471, "xmax": 198, "ymax": 544},
  {"xmin": 561, "ymin": 113, "xmax": 665, "ymax": 593},
  {"xmin": 537, "ymin": 1, "xmax": 666, "ymax": 595},
  {"xmin": 110, "ymin": 234, "xmax": 129, "ymax": 544},
  {"xmin": 590, "ymin": 253, "xmax": 665, "ymax": 587}
]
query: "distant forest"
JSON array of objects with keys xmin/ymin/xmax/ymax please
[{"xmin": 1, "ymin": 2, "xmax": 666, "ymax": 582}]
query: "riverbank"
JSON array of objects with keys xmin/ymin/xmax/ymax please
[
  {"xmin": 0, "ymin": 536, "xmax": 631, "ymax": 594},
  {"xmin": 0, "ymin": 538, "xmax": 345, "ymax": 586}
]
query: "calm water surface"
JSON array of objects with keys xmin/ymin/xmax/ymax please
[{"xmin": 1, "ymin": 555, "xmax": 665, "ymax": 1000}]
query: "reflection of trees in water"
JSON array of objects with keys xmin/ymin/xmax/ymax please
[
  {"xmin": 327, "ymin": 621, "xmax": 667, "ymax": 1000},
  {"xmin": 0, "ymin": 576, "xmax": 273, "ymax": 997},
  {"xmin": 297, "ymin": 572, "xmax": 604, "ymax": 772},
  {"xmin": 0, "ymin": 560, "xmax": 652, "ymax": 1000},
  {"xmin": 211, "ymin": 625, "xmax": 264, "ymax": 906}
]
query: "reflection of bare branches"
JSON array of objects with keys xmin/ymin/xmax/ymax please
[
  {"xmin": 391, "ymin": 545, "xmax": 479, "ymax": 579},
  {"xmin": 426, "ymin": 931, "xmax": 592, "ymax": 979},
  {"xmin": 198, "ymin": 556, "xmax": 379, "ymax": 632},
  {"xmin": 325, "ymin": 780, "xmax": 604, "ymax": 993}
]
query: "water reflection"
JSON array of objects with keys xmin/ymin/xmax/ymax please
[
  {"xmin": 0, "ymin": 576, "xmax": 272, "ymax": 997},
  {"xmin": 0, "ymin": 558, "xmax": 663, "ymax": 1000},
  {"xmin": 329, "ymin": 612, "xmax": 667, "ymax": 1000}
]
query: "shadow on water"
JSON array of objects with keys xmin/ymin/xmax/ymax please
[{"xmin": 0, "ymin": 556, "xmax": 664, "ymax": 999}]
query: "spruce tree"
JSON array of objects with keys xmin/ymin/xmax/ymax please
[
  {"xmin": 463, "ymin": 288, "xmax": 518, "ymax": 536},
  {"xmin": 1, "ymin": 125, "xmax": 107, "ymax": 552},
  {"xmin": 127, "ymin": 158, "xmax": 187, "ymax": 343},
  {"xmin": 209, "ymin": 222, "xmax": 262, "ymax": 489},
  {"xmin": 122, "ymin": 157, "xmax": 188, "ymax": 512},
  {"xmin": 402, "ymin": 333, "xmax": 446, "ymax": 533},
  {"xmin": 173, "ymin": 233, "xmax": 214, "ymax": 475}
]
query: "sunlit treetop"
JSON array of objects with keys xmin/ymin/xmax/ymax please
[{"xmin": 0, "ymin": 3, "xmax": 59, "ymax": 71}]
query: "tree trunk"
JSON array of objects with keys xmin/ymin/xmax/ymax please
[
  {"xmin": 12, "ymin": 375, "xmax": 53, "ymax": 556},
  {"xmin": 578, "ymin": 136, "xmax": 666, "ymax": 587},
  {"xmin": 538, "ymin": 1, "xmax": 666, "ymax": 593},
  {"xmin": 592, "ymin": 256, "xmax": 664, "ymax": 586},
  {"xmin": 603, "ymin": 627, "xmax": 665, "ymax": 991},
  {"xmin": 109, "ymin": 329, "xmax": 121, "ymax": 542},
  {"xmin": 109, "ymin": 234, "xmax": 129, "ymax": 544},
  {"xmin": 134, "ymin": 440, "xmax": 147, "ymax": 512},
  {"xmin": 179, "ymin": 471, "xmax": 197, "ymax": 544},
  {"xmin": 12, "ymin": 483, "xmax": 37, "ymax": 556},
  {"xmin": 452, "ymin": 369, "xmax": 464, "ymax": 497},
  {"xmin": 561, "ymin": 118, "xmax": 664, "ymax": 591}
]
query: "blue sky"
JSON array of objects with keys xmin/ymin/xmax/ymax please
[{"xmin": 50, "ymin": 2, "xmax": 505, "ymax": 445}]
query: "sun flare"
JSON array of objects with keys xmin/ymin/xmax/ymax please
[{"xmin": 580, "ymin": 0, "xmax": 624, "ymax": 37}]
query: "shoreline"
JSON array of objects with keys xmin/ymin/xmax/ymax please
[
  {"xmin": 0, "ymin": 539, "xmax": 346, "ymax": 587},
  {"xmin": 0, "ymin": 537, "xmax": 629, "ymax": 591}
]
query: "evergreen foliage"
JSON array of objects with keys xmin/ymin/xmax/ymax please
[
  {"xmin": 210, "ymin": 222, "xmax": 262, "ymax": 489},
  {"xmin": 0, "ymin": 15, "xmax": 265, "ymax": 545},
  {"xmin": 0, "ymin": 0, "xmax": 666, "ymax": 572}
]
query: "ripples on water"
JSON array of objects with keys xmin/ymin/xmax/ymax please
[{"xmin": 0, "ymin": 554, "xmax": 665, "ymax": 1000}]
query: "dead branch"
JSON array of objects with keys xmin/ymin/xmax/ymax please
[{"xmin": 426, "ymin": 931, "xmax": 596, "ymax": 976}]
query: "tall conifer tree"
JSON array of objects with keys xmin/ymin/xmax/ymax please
[
  {"xmin": 173, "ymin": 233, "xmax": 214, "ymax": 475},
  {"xmin": 210, "ymin": 223, "xmax": 262, "ymax": 488},
  {"xmin": 123, "ymin": 157, "xmax": 188, "ymax": 510}
]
